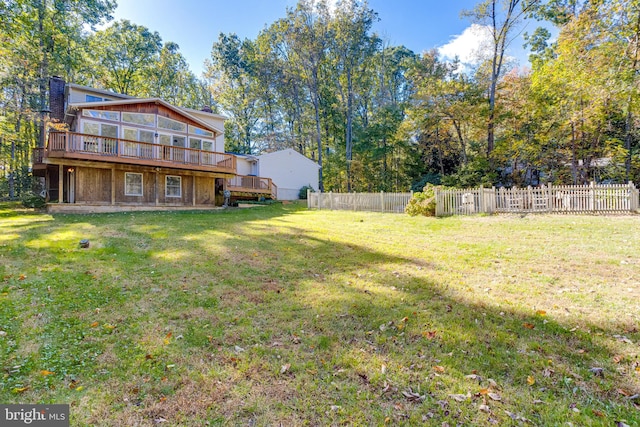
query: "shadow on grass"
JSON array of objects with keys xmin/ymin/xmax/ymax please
[{"xmin": 0, "ymin": 204, "xmax": 638, "ymax": 426}]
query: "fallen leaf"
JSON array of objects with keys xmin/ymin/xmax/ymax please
[
  {"xmin": 12, "ymin": 386, "xmax": 29, "ymax": 394},
  {"xmin": 19, "ymin": 274, "xmax": 26, "ymax": 281},
  {"xmin": 535, "ymin": 310, "xmax": 546, "ymax": 316},
  {"xmin": 90, "ymin": 321, "xmax": 99, "ymax": 328},
  {"xmin": 488, "ymin": 393, "xmax": 501, "ymax": 401},
  {"xmin": 613, "ymin": 355, "xmax": 624, "ymax": 364},
  {"xmin": 527, "ymin": 375, "xmax": 535, "ymax": 385},
  {"xmin": 478, "ymin": 404, "xmax": 491, "ymax": 413},
  {"xmin": 617, "ymin": 389, "xmax": 631, "ymax": 397},
  {"xmin": 593, "ymin": 409, "xmax": 604, "ymax": 417},
  {"xmin": 479, "ymin": 388, "xmax": 489, "ymax": 395},
  {"xmin": 402, "ymin": 388, "xmax": 425, "ymax": 402},
  {"xmin": 280, "ymin": 363, "xmax": 291, "ymax": 374},
  {"xmin": 433, "ymin": 365, "xmax": 445, "ymax": 373},
  {"xmin": 422, "ymin": 331, "xmax": 437, "ymax": 339},
  {"xmin": 523, "ymin": 323, "xmax": 535, "ymax": 329},
  {"xmin": 103, "ymin": 324, "xmax": 115, "ymax": 330},
  {"xmin": 449, "ymin": 394, "xmax": 468, "ymax": 402},
  {"xmin": 589, "ymin": 367, "xmax": 604, "ymax": 377},
  {"xmin": 166, "ymin": 332, "xmax": 172, "ymax": 339},
  {"xmin": 465, "ymin": 374, "xmax": 482, "ymax": 381},
  {"xmin": 40, "ymin": 370, "xmax": 55, "ymax": 376}
]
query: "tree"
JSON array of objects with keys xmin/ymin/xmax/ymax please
[
  {"xmin": 88, "ymin": 20, "xmax": 162, "ymax": 95},
  {"xmin": 463, "ymin": 0, "xmax": 540, "ymax": 158}
]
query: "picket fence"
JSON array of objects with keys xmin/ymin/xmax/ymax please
[
  {"xmin": 436, "ymin": 182, "xmax": 639, "ymax": 216},
  {"xmin": 307, "ymin": 190, "xmax": 413, "ymax": 213}
]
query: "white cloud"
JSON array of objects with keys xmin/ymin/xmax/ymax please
[{"xmin": 438, "ymin": 24, "xmax": 493, "ymax": 66}]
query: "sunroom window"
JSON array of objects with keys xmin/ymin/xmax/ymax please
[
  {"xmin": 122, "ymin": 112, "xmax": 155, "ymax": 127},
  {"xmin": 158, "ymin": 116, "xmax": 186, "ymax": 132},
  {"xmin": 82, "ymin": 109, "xmax": 119, "ymax": 121}
]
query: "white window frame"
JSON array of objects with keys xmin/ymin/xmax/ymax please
[
  {"xmin": 165, "ymin": 175, "xmax": 182, "ymax": 198},
  {"xmin": 82, "ymin": 109, "xmax": 120, "ymax": 121},
  {"xmin": 125, "ymin": 172, "xmax": 143, "ymax": 196}
]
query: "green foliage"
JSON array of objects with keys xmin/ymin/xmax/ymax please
[
  {"xmin": 20, "ymin": 192, "xmax": 46, "ymax": 209},
  {"xmin": 405, "ymin": 183, "xmax": 438, "ymax": 216},
  {"xmin": 298, "ymin": 185, "xmax": 315, "ymax": 199},
  {"xmin": 442, "ymin": 157, "xmax": 497, "ymax": 188}
]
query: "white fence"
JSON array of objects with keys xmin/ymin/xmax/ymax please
[
  {"xmin": 307, "ymin": 191, "xmax": 413, "ymax": 213},
  {"xmin": 436, "ymin": 182, "xmax": 639, "ymax": 216}
]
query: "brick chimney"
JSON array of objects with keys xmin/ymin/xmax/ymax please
[{"xmin": 49, "ymin": 76, "xmax": 66, "ymax": 123}]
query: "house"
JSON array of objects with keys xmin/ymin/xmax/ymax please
[
  {"xmin": 32, "ymin": 77, "xmax": 278, "ymax": 212},
  {"xmin": 256, "ymin": 149, "xmax": 320, "ymax": 200}
]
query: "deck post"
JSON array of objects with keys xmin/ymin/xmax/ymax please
[
  {"xmin": 58, "ymin": 164, "xmax": 63, "ymax": 203},
  {"xmin": 155, "ymin": 170, "xmax": 159, "ymax": 206},
  {"xmin": 192, "ymin": 175, "xmax": 196, "ymax": 206},
  {"xmin": 111, "ymin": 166, "xmax": 115, "ymax": 205}
]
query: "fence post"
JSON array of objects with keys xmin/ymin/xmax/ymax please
[
  {"xmin": 435, "ymin": 187, "xmax": 440, "ymax": 217},
  {"xmin": 329, "ymin": 191, "xmax": 333, "ymax": 210},
  {"xmin": 590, "ymin": 181, "xmax": 595, "ymax": 211},
  {"xmin": 380, "ymin": 191, "xmax": 384, "ymax": 213},
  {"xmin": 547, "ymin": 183, "xmax": 553, "ymax": 213},
  {"xmin": 307, "ymin": 189, "xmax": 310, "ymax": 208},
  {"xmin": 318, "ymin": 191, "xmax": 323, "ymax": 210},
  {"xmin": 479, "ymin": 185, "xmax": 485, "ymax": 213}
]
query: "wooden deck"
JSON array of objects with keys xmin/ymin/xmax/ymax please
[
  {"xmin": 37, "ymin": 131, "xmax": 237, "ymax": 174},
  {"xmin": 227, "ymin": 176, "xmax": 277, "ymax": 199}
]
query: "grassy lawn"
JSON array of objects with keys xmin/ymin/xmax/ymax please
[{"xmin": 1, "ymin": 202, "xmax": 639, "ymax": 425}]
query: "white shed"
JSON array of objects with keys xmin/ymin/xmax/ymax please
[{"xmin": 257, "ymin": 149, "xmax": 320, "ymax": 200}]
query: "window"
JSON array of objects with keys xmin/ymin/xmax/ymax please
[
  {"xmin": 123, "ymin": 128, "xmax": 154, "ymax": 143},
  {"xmin": 82, "ymin": 121, "xmax": 118, "ymax": 153},
  {"xmin": 86, "ymin": 95, "xmax": 105, "ymax": 102},
  {"xmin": 158, "ymin": 116, "xmax": 186, "ymax": 132},
  {"xmin": 189, "ymin": 138, "xmax": 202, "ymax": 150},
  {"xmin": 125, "ymin": 173, "xmax": 143, "ymax": 196},
  {"xmin": 82, "ymin": 109, "xmax": 119, "ymax": 121},
  {"xmin": 122, "ymin": 112, "xmax": 155, "ymax": 127},
  {"xmin": 202, "ymin": 140, "xmax": 213, "ymax": 151},
  {"xmin": 165, "ymin": 176, "xmax": 181, "ymax": 198},
  {"xmin": 189, "ymin": 125, "xmax": 214, "ymax": 138}
]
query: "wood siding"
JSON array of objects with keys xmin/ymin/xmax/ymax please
[
  {"xmin": 76, "ymin": 167, "xmax": 111, "ymax": 203},
  {"xmin": 46, "ymin": 163, "xmax": 223, "ymax": 207}
]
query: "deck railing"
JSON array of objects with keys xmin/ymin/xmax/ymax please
[
  {"xmin": 44, "ymin": 131, "xmax": 236, "ymax": 173},
  {"xmin": 227, "ymin": 175, "xmax": 277, "ymax": 199}
]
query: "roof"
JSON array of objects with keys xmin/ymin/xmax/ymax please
[
  {"xmin": 68, "ymin": 98, "xmax": 224, "ymax": 136},
  {"xmin": 179, "ymin": 105, "xmax": 228, "ymax": 121},
  {"xmin": 258, "ymin": 148, "xmax": 320, "ymax": 168},
  {"xmin": 67, "ymin": 83, "xmax": 134, "ymax": 100}
]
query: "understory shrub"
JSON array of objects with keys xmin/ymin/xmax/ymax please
[
  {"xmin": 299, "ymin": 185, "xmax": 315, "ymax": 199},
  {"xmin": 405, "ymin": 183, "xmax": 438, "ymax": 217},
  {"xmin": 21, "ymin": 192, "xmax": 46, "ymax": 209}
]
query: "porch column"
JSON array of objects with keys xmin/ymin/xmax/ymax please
[
  {"xmin": 58, "ymin": 164, "xmax": 63, "ymax": 203},
  {"xmin": 155, "ymin": 171, "xmax": 159, "ymax": 206},
  {"xmin": 111, "ymin": 166, "xmax": 116, "ymax": 205},
  {"xmin": 192, "ymin": 175, "xmax": 196, "ymax": 206}
]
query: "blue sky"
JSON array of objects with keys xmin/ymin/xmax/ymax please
[{"xmin": 112, "ymin": 0, "xmax": 537, "ymax": 76}]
